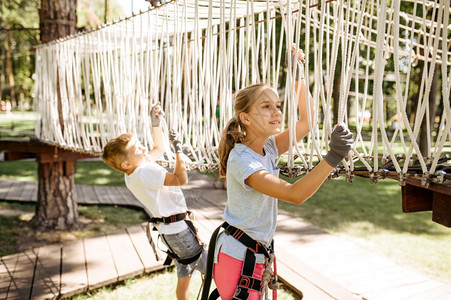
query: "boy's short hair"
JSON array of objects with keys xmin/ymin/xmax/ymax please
[{"xmin": 102, "ymin": 133, "xmax": 134, "ymax": 173}]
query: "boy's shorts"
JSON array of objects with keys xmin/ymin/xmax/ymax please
[{"xmin": 162, "ymin": 227, "xmax": 207, "ymax": 278}]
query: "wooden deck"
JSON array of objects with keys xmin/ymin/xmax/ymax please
[{"xmin": 0, "ymin": 173, "xmax": 450, "ymax": 299}]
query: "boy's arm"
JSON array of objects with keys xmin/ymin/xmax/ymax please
[
  {"xmin": 164, "ymin": 130, "xmax": 188, "ymax": 186},
  {"xmin": 147, "ymin": 105, "xmax": 165, "ymax": 161}
]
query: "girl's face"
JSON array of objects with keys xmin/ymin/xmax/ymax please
[{"xmin": 242, "ymin": 87, "xmax": 282, "ymax": 137}]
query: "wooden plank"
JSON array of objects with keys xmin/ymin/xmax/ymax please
[
  {"xmin": 93, "ymin": 185, "xmax": 113, "ymax": 205},
  {"xmin": 60, "ymin": 239, "xmax": 88, "ymax": 298},
  {"xmin": 116, "ymin": 186, "xmax": 143, "ymax": 208},
  {"xmin": 139, "ymin": 223, "xmax": 168, "ymax": 264},
  {"xmin": 368, "ymin": 279, "xmax": 443, "ymax": 300},
  {"xmin": 275, "ymin": 246, "xmax": 356, "ymax": 300},
  {"xmin": 126, "ymin": 225, "xmax": 165, "ymax": 273},
  {"xmin": 106, "ymin": 229, "xmax": 144, "ymax": 281},
  {"xmin": 0, "ymin": 254, "xmax": 18, "ymax": 299},
  {"xmin": 277, "ymin": 259, "xmax": 335, "ymax": 300},
  {"xmin": 432, "ymin": 192, "xmax": 451, "ymax": 227},
  {"xmin": 80, "ymin": 185, "xmax": 98, "ymax": 204},
  {"xmin": 106, "ymin": 187, "xmax": 129, "ymax": 206},
  {"xmin": 4, "ymin": 181, "xmax": 25, "ymax": 202},
  {"xmin": 6, "ymin": 249, "xmax": 37, "ymax": 300},
  {"xmin": 17, "ymin": 181, "xmax": 36, "ymax": 202},
  {"xmin": 402, "ymin": 184, "xmax": 433, "ymax": 212},
  {"xmin": 75, "ymin": 185, "xmax": 87, "ymax": 204},
  {"xmin": 20, "ymin": 181, "xmax": 37, "ymax": 202},
  {"xmin": 126, "ymin": 189, "xmax": 143, "ymax": 208},
  {"xmin": 30, "ymin": 244, "xmax": 61, "ymax": 300},
  {"xmin": 401, "ymin": 283, "xmax": 451, "ymax": 300},
  {"xmin": 84, "ymin": 234, "xmax": 118, "ymax": 290},
  {"xmin": 0, "ymin": 180, "xmax": 14, "ymax": 200}
]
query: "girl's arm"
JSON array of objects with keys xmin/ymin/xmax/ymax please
[
  {"xmin": 275, "ymin": 46, "xmax": 314, "ymax": 155},
  {"xmin": 245, "ymin": 160, "xmax": 333, "ymax": 205},
  {"xmin": 275, "ymin": 78, "xmax": 312, "ymax": 155},
  {"xmin": 247, "ymin": 124, "xmax": 353, "ymax": 205}
]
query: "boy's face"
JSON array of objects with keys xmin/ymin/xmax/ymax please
[{"xmin": 123, "ymin": 136, "xmax": 148, "ymax": 170}]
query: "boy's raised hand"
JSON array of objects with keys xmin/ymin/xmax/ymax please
[
  {"xmin": 324, "ymin": 123, "xmax": 354, "ymax": 167},
  {"xmin": 151, "ymin": 104, "xmax": 162, "ymax": 127},
  {"xmin": 169, "ymin": 130, "xmax": 182, "ymax": 153}
]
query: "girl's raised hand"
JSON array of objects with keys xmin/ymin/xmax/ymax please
[{"xmin": 287, "ymin": 44, "xmax": 305, "ymax": 80}]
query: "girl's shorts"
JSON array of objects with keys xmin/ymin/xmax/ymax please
[
  {"xmin": 162, "ymin": 227, "xmax": 207, "ymax": 278},
  {"xmin": 213, "ymin": 248, "xmax": 265, "ymax": 300}
]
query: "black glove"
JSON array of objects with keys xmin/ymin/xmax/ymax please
[
  {"xmin": 148, "ymin": 0, "xmax": 160, "ymax": 7},
  {"xmin": 150, "ymin": 104, "xmax": 161, "ymax": 127},
  {"xmin": 324, "ymin": 123, "xmax": 354, "ymax": 167},
  {"xmin": 169, "ymin": 130, "xmax": 182, "ymax": 153},
  {"xmin": 285, "ymin": 44, "xmax": 305, "ymax": 81}
]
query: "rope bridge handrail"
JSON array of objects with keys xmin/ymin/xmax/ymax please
[{"xmin": 34, "ymin": 0, "xmax": 451, "ymax": 186}]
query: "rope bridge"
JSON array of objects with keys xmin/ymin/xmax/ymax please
[{"xmin": 34, "ymin": 0, "xmax": 451, "ymax": 186}]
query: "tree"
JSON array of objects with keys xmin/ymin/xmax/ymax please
[
  {"xmin": 32, "ymin": 0, "xmax": 80, "ymax": 230},
  {"xmin": 1, "ymin": 0, "xmax": 39, "ymax": 110}
]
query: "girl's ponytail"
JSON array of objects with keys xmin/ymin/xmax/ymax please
[
  {"xmin": 218, "ymin": 117, "xmax": 245, "ymax": 177},
  {"xmin": 217, "ymin": 83, "xmax": 268, "ymax": 177}
]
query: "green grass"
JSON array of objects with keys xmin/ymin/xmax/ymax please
[
  {"xmin": 278, "ymin": 175, "xmax": 451, "ymax": 284},
  {"xmin": 0, "ymin": 160, "xmax": 125, "ymax": 186},
  {"xmin": 71, "ymin": 267, "xmax": 296, "ymax": 300},
  {"xmin": 0, "ymin": 111, "xmax": 36, "ymax": 138},
  {"xmin": 0, "ymin": 200, "xmax": 148, "ymax": 257},
  {"xmin": 1, "ymin": 112, "xmax": 450, "ymax": 292}
]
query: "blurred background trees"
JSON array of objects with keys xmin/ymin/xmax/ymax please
[{"xmin": 0, "ymin": 0, "xmax": 124, "ymax": 112}]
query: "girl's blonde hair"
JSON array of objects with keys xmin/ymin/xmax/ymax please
[{"xmin": 218, "ymin": 83, "xmax": 268, "ymax": 177}]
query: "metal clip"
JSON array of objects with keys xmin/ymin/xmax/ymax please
[
  {"xmin": 431, "ymin": 170, "xmax": 446, "ymax": 184},
  {"xmin": 421, "ymin": 172, "xmax": 431, "ymax": 187}
]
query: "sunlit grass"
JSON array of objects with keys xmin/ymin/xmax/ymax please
[
  {"xmin": 278, "ymin": 175, "xmax": 451, "ymax": 284},
  {"xmin": 72, "ymin": 267, "xmax": 296, "ymax": 300}
]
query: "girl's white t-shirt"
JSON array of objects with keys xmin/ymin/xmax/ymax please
[{"xmin": 125, "ymin": 161, "xmax": 188, "ymax": 235}]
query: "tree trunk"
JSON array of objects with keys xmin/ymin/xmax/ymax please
[
  {"xmin": 5, "ymin": 29, "xmax": 16, "ymax": 107},
  {"xmin": 419, "ymin": 67, "xmax": 440, "ymax": 157},
  {"xmin": 31, "ymin": 160, "xmax": 80, "ymax": 230},
  {"xmin": 0, "ymin": 32, "xmax": 4, "ymax": 100},
  {"xmin": 332, "ymin": 73, "xmax": 341, "ymax": 125},
  {"xmin": 35, "ymin": 0, "xmax": 79, "ymax": 231},
  {"xmin": 39, "ymin": 0, "xmax": 78, "ymax": 43}
]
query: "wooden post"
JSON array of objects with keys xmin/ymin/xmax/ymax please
[{"xmin": 33, "ymin": 160, "xmax": 80, "ymax": 230}]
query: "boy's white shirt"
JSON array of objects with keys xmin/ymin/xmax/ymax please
[{"xmin": 124, "ymin": 161, "xmax": 188, "ymax": 235}]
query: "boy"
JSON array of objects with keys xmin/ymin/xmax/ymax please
[{"xmin": 102, "ymin": 106, "xmax": 207, "ymax": 300}]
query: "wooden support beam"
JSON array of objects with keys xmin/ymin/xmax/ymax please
[
  {"xmin": 433, "ymin": 192, "xmax": 451, "ymax": 227},
  {"xmin": 401, "ymin": 178, "xmax": 451, "ymax": 228},
  {"xmin": 402, "ymin": 184, "xmax": 433, "ymax": 213},
  {"xmin": 0, "ymin": 139, "xmax": 97, "ymax": 162}
]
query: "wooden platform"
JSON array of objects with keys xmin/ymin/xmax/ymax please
[{"xmin": 1, "ymin": 173, "xmax": 450, "ymax": 299}]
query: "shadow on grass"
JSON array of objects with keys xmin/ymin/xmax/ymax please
[{"xmin": 278, "ymin": 175, "xmax": 448, "ymax": 236}]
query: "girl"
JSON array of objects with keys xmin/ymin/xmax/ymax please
[{"xmin": 210, "ymin": 46, "xmax": 354, "ymax": 300}]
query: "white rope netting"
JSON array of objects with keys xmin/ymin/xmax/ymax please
[{"xmin": 34, "ymin": 0, "xmax": 451, "ymax": 185}]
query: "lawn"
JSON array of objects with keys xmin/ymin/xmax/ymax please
[
  {"xmin": 279, "ymin": 174, "xmax": 451, "ymax": 284},
  {"xmin": 1, "ymin": 111, "xmax": 450, "ymax": 295},
  {"xmin": 1, "ymin": 159, "xmax": 450, "ymax": 285}
]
